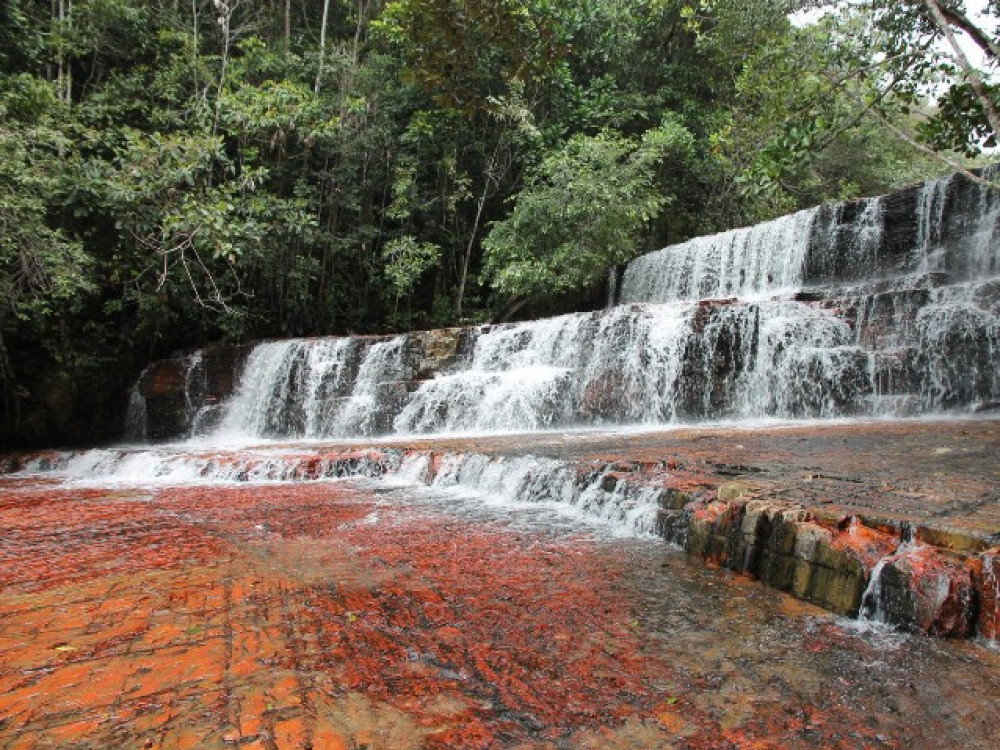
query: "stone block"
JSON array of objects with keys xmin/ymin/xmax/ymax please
[
  {"xmin": 915, "ymin": 525, "xmax": 990, "ymax": 553},
  {"xmin": 873, "ymin": 545, "xmax": 976, "ymax": 637},
  {"xmin": 412, "ymin": 328, "xmax": 464, "ymax": 379},
  {"xmin": 973, "ymin": 551, "xmax": 1000, "ymax": 641}
]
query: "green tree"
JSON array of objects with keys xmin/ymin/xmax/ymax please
[
  {"xmin": 778, "ymin": 1, "xmax": 999, "ymax": 186},
  {"xmin": 374, "ymin": 0, "xmax": 562, "ymax": 114},
  {"xmin": 0, "ymin": 0, "xmax": 965, "ymax": 447},
  {"xmin": 0, "ymin": 94, "xmax": 95, "ymax": 431},
  {"xmin": 482, "ymin": 121, "xmax": 694, "ymax": 318}
]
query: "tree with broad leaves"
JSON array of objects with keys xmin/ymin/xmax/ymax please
[
  {"xmin": 481, "ymin": 120, "xmax": 695, "ymax": 321},
  {"xmin": 804, "ymin": 0, "xmax": 999, "ymax": 182}
]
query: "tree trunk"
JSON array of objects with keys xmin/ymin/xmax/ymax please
[
  {"xmin": 315, "ymin": 0, "xmax": 331, "ymax": 94},
  {"xmin": 353, "ymin": 0, "xmax": 366, "ymax": 64},
  {"xmin": 55, "ymin": 0, "xmax": 72, "ymax": 103},
  {"xmin": 212, "ymin": 0, "xmax": 231, "ymax": 136},
  {"xmin": 454, "ymin": 183, "xmax": 489, "ymax": 322},
  {"xmin": 495, "ymin": 295, "xmax": 532, "ymax": 323},
  {"xmin": 922, "ymin": 0, "xmax": 1000, "ymax": 140},
  {"xmin": 0, "ymin": 330, "xmax": 17, "ymax": 429},
  {"xmin": 285, "ymin": 0, "xmax": 291, "ymax": 49},
  {"xmin": 929, "ymin": 1, "xmax": 1000, "ymax": 60},
  {"xmin": 455, "ymin": 138, "xmax": 509, "ymax": 320},
  {"xmin": 191, "ymin": 0, "xmax": 200, "ymax": 101}
]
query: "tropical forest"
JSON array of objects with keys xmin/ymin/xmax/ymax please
[{"xmin": 1, "ymin": 0, "xmax": 997, "ymax": 446}]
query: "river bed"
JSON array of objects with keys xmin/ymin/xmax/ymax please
[{"xmin": 1, "ymin": 470, "xmax": 998, "ymax": 749}]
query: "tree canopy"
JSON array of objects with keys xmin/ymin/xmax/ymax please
[{"xmin": 0, "ymin": 0, "xmax": 994, "ymax": 446}]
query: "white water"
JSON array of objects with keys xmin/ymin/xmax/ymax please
[
  {"xmin": 215, "ymin": 336, "xmax": 408, "ymax": 439},
  {"xmin": 982, "ymin": 554, "xmax": 1000, "ymax": 649},
  {"xmin": 395, "ymin": 303, "xmax": 695, "ymax": 432},
  {"xmin": 426, "ymin": 453, "xmax": 663, "ymax": 536},
  {"xmin": 858, "ymin": 530, "xmax": 962, "ymax": 632},
  {"xmin": 860, "ymin": 550, "xmax": 900, "ymax": 626},
  {"xmin": 14, "ymin": 445, "xmax": 394, "ymax": 487},
  {"xmin": 619, "ymin": 208, "xmax": 817, "ymax": 303},
  {"xmin": 915, "ymin": 173, "xmax": 953, "ymax": 275},
  {"xmin": 11, "ymin": 445, "xmax": 662, "ymax": 538},
  {"xmin": 123, "ymin": 381, "xmax": 147, "ymax": 442},
  {"xmin": 122, "ymin": 166, "xmax": 1000, "ymax": 441}
]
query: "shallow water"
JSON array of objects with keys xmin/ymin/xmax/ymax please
[{"xmin": 1, "ymin": 469, "xmax": 997, "ymax": 749}]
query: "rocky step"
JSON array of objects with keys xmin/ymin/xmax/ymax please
[
  {"xmin": 6, "ymin": 442, "xmax": 997, "ymax": 640},
  {"xmin": 665, "ymin": 479, "xmax": 998, "ymax": 638},
  {"xmin": 554, "ymin": 456, "xmax": 999, "ymax": 639}
]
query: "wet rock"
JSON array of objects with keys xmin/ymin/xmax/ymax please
[
  {"xmin": 139, "ymin": 358, "xmax": 197, "ymax": 441},
  {"xmin": 972, "ymin": 551, "xmax": 1000, "ymax": 641},
  {"xmin": 580, "ymin": 371, "xmax": 627, "ymax": 420},
  {"xmin": 661, "ymin": 486, "xmax": 697, "ymax": 511},
  {"xmin": 656, "ymin": 507, "xmax": 691, "ymax": 545},
  {"xmin": 792, "ymin": 291, "xmax": 826, "ymax": 303},
  {"xmin": 754, "ymin": 508, "xmax": 810, "ymax": 592},
  {"xmin": 872, "ymin": 545, "xmax": 975, "ymax": 637},
  {"xmin": 729, "ymin": 499, "xmax": 776, "ymax": 573},
  {"xmin": 411, "ymin": 328, "xmax": 464, "ymax": 380},
  {"xmin": 717, "ymin": 482, "xmax": 752, "ymax": 502},
  {"xmin": 678, "ymin": 495, "xmax": 876, "ymax": 617},
  {"xmin": 686, "ymin": 500, "xmax": 735, "ymax": 564},
  {"xmin": 137, "ymin": 344, "xmax": 249, "ymax": 441},
  {"xmin": 830, "ymin": 521, "xmax": 897, "ymax": 572},
  {"xmin": 789, "ymin": 523, "xmax": 835, "ymax": 598},
  {"xmin": 793, "ymin": 525, "xmax": 872, "ymax": 616},
  {"xmin": 915, "ymin": 525, "xmax": 991, "ymax": 554}
]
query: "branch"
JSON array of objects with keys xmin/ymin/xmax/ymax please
[
  {"xmin": 922, "ymin": 0, "xmax": 1000, "ymax": 138},
  {"xmin": 932, "ymin": 2, "xmax": 1000, "ymax": 61},
  {"xmin": 492, "ymin": 294, "xmax": 533, "ymax": 324},
  {"xmin": 810, "ymin": 68, "xmax": 911, "ymax": 154},
  {"xmin": 862, "ymin": 97, "xmax": 1000, "ymax": 190}
]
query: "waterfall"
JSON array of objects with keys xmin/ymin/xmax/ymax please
[
  {"xmin": 983, "ymin": 553, "xmax": 1000, "ymax": 647},
  {"xmin": 16, "ymin": 445, "xmax": 661, "ymax": 537},
  {"xmin": 215, "ymin": 336, "xmax": 408, "ymax": 439},
  {"xmin": 915, "ymin": 173, "xmax": 953, "ymax": 276},
  {"xmin": 215, "ymin": 340, "xmax": 310, "ymax": 438},
  {"xmin": 618, "ymin": 208, "xmax": 817, "ymax": 304},
  {"xmin": 329, "ymin": 337, "xmax": 409, "ymax": 436},
  {"xmin": 425, "ymin": 453, "xmax": 663, "ymax": 536},
  {"xmin": 128, "ymin": 167, "xmax": 1000, "ymax": 442},
  {"xmin": 969, "ymin": 171, "xmax": 1000, "ymax": 278},
  {"xmin": 123, "ymin": 380, "xmax": 147, "ymax": 442},
  {"xmin": 394, "ymin": 305, "xmax": 693, "ymax": 433}
]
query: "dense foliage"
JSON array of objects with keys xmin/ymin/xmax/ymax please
[{"xmin": 0, "ymin": 0, "xmax": 994, "ymax": 446}]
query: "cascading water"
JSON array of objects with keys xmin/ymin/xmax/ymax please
[
  {"xmin": 915, "ymin": 173, "xmax": 953, "ymax": 276},
  {"xmin": 125, "ymin": 350, "xmax": 208, "ymax": 441},
  {"xmin": 394, "ymin": 303, "xmax": 694, "ymax": 432},
  {"xmin": 123, "ymin": 381, "xmax": 148, "ymax": 442},
  {"xmin": 214, "ymin": 336, "xmax": 409, "ymax": 439},
  {"xmin": 618, "ymin": 208, "xmax": 818, "ymax": 304},
  {"xmin": 426, "ymin": 453, "xmax": 663, "ymax": 536},
  {"xmin": 130, "ymin": 166, "xmax": 1000, "ymax": 443},
  {"xmin": 13, "ymin": 445, "xmax": 663, "ymax": 537}
]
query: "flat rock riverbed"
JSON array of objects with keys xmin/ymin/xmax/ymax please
[{"xmin": 2, "ymin": 419, "xmax": 999, "ymax": 748}]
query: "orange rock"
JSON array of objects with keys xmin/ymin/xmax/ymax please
[{"xmin": 973, "ymin": 551, "xmax": 1000, "ymax": 641}]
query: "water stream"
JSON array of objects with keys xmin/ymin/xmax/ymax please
[{"xmin": 122, "ymin": 167, "xmax": 1000, "ymax": 445}]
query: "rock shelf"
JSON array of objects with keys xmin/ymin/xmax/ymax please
[
  {"xmin": 2, "ymin": 420, "xmax": 1000, "ymax": 749},
  {"xmin": 355, "ymin": 419, "xmax": 1000, "ymax": 638},
  {"xmin": 6, "ymin": 419, "xmax": 997, "ymax": 639}
]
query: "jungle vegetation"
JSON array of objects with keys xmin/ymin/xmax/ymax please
[{"xmin": 1, "ymin": 0, "xmax": 996, "ymax": 445}]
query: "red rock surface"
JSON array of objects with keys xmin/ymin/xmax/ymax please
[
  {"xmin": 3, "ymin": 459, "xmax": 1000, "ymax": 749},
  {"xmin": 975, "ymin": 551, "xmax": 1000, "ymax": 641}
]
